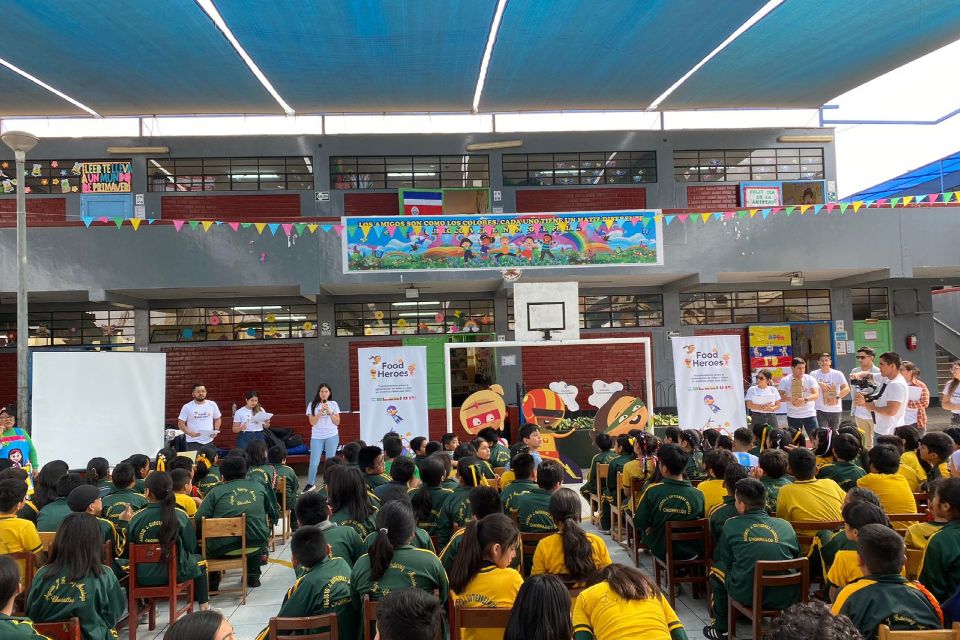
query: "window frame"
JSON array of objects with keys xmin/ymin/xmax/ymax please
[
  {"xmin": 148, "ymin": 304, "xmax": 318, "ymax": 342},
  {"xmin": 335, "ymin": 299, "xmax": 496, "ymax": 336},
  {"xmin": 502, "ymin": 151, "xmax": 657, "ymax": 186},
  {"xmin": 146, "ymin": 157, "xmax": 315, "ymax": 192},
  {"xmin": 679, "ymin": 289, "xmax": 832, "ymax": 325},
  {"xmin": 330, "ymin": 155, "xmax": 490, "ymax": 190},
  {"xmin": 672, "ymin": 148, "xmax": 824, "ymax": 183}
]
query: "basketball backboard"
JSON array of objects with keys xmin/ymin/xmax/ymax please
[{"xmin": 513, "ymin": 282, "xmax": 579, "ymax": 341}]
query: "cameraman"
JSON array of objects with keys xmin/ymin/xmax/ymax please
[
  {"xmin": 849, "ymin": 347, "xmax": 881, "ymax": 443},
  {"xmin": 854, "ymin": 351, "xmax": 908, "ymax": 443}
]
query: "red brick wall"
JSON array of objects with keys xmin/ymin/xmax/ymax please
[
  {"xmin": 520, "ymin": 332, "xmax": 653, "ymax": 407},
  {"xmin": 515, "ymin": 188, "xmax": 647, "ymax": 213},
  {"xmin": 686, "ymin": 185, "xmax": 739, "ymax": 209},
  {"xmin": 0, "ymin": 198, "xmax": 66, "ymax": 227},
  {"xmin": 343, "ymin": 192, "xmax": 400, "ymax": 216},
  {"xmin": 160, "ymin": 194, "xmax": 301, "ymax": 220},
  {"xmin": 162, "ymin": 344, "xmax": 306, "ymax": 449},
  {"xmin": 0, "ymin": 353, "xmax": 15, "ymax": 404}
]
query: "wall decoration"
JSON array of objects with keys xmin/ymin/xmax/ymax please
[
  {"xmin": 358, "ymin": 346, "xmax": 428, "ymax": 445},
  {"xmin": 592, "ymin": 390, "xmax": 649, "ymax": 437},
  {"xmin": 81, "ymin": 161, "xmax": 132, "ymax": 193},
  {"xmin": 671, "ymin": 335, "xmax": 747, "ymax": 431},
  {"xmin": 459, "ymin": 384, "xmax": 507, "ymax": 434}
]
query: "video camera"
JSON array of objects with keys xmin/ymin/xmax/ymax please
[{"xmin": 851, "ymin": 376, "xmax": 885, "ymax": 402}]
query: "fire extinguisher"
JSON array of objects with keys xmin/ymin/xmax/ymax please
[{"xmin": 905, "ymin": 334, "xmax": 918, "ymax": 351}]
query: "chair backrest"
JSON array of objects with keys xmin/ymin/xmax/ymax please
[
  {"xmin": 664, "ymin": 518, "xmax": 710, "ymax": 561},
  {"xmin": 596, "ymin": 464, "xmax": 609, "ymax": 494},
  {"xmin": 38, "ymin": 531, "xmax": 56, "ymax": 552},
  {"xmin": 914, "ymin": 492, "xmax": 929, "ymax": 513},
  {"xmin": 628, "ymin": 476, "xmax": 644, "ymax": 508},
  {"xmin": 877, "ymin": 622, "xmax": 960, "ymax": 639},
  {"xmin": 202, "ymin": 514, "xmax": 246, "ymax": 538},
  {"xmin": 905, "ymin": 548, "xmax": 925, "ymax": 580},
  {"xmin": 269, "ymin": 613, "xmax": 339, "ymax": 640},
  {"xmin": 33, "ymin": 617, "xmax": 82, "ymax": 640},
  {"xmin": 789, "ymin": 520, "xmax": 843, "ymax": 549},
  {"xmin": 362, "ymin": 595, "xmax": 378, "ymax": 640},
  {"xmin": 276, "ymin": 475, "xmax": 287, "ymax": 512},
  {"xmin": 5, "ymin": 551, "xmax": 36, "ymax": 592},
  {"xmin": 128, "ymin": 543, "xmax": 179, "ymax": 588},
  {"xmin": 520, "ymin": 532, "xmax": 552, "ymax": 573},
  {"xmin": 452, "ymin": 603, "xmax": 513, "ymax": 640},
  {"xmin": 887, "ymin": 513, "xmax": 924, "ymax": 524},
  {"xmin": 751, "ymin": 557, "xmax": 809, "ymax": 612}
]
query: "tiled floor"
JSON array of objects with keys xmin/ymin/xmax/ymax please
[{"xmin": 120, "ymin": 484, "xmax": 731, "ymax": 640}]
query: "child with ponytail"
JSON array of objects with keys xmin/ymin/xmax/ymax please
[
  {"xmin": 125, "ymin": 454, "xmax": 150, "ymax": 494},
  {"xmin": 622, "ymin": 434, "xmax": 659, "ymax": 507},
  {"xmin": 436, "ymin": 456, "xmax": 485, "ymax": 549},
  {"xmin": 126, "ymin": 471, "xmax": 211, "ymax": 610},
  {"xmin": 193, "ymin": 445, "xmax": 221, "ymax": 498},
  {"xmin": 86, "ymin": 457, "xmax": 112, "ymax": 498},
  {"xmin": 351, "ymin": 500, "xmax": 448, "ymax": 604},
  {"xmin": 811, "ymin": 427, "xmax": 836, "ymax": 469},
  {"xmin": 532, "ymin": 488, "xmax": 611, "ymax": 585},
  {"xmin": 410, "ymin": 454, "xmax": 454, "ymax": 535},
  {"xmin": 449, "ymin": 513, "xmax": 524, "ymax": 640}
]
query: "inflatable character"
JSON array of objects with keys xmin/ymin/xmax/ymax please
[
  {"xmin": 593, "ymin": 390, "xmax": 650, "ymax": 437},
  {"xmin": 459, "ymin": 384, "xmax": 507, "ymax": 434}
]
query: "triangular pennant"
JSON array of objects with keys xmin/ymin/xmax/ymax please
[
  {"xmin": 173, "ymin": 220, "xmax": 185, "ymax": 232},
  {"xmin": 321, "ymin": 224, "xmax": 332, "ymax": 233},
  {"xmin": 129, "ymin": 218, "xmax": 142, "ymax": 230},
  {"xmin": 333, "ymin": 225, "xmax": 344, "ymax": 237},
  {"xmin": 771, "ymin": 207, "xmax": 782, "ymax": 215},
  {"xmin": 700, "ymin": 213, "xmax": 710, "ymax": 223},
  {"xmin": 749, "ymin": 209, "xmax": 759, "ymax": 218},
  {"xmin": 188, "ymin": 220, "xmax": 200, "ymax": 230},
  {"xmin": 147, "ymin": 218, "xmax": 156, "ymax": 224},
  {"xmin": 852, "ymin": 202, "xmax": 863, "ymax": 212},
  {"xmin": 902, "ymin": 195, "xmax": 914, "ymax": 206},
  {"xmin": 228, "ymin": 222, "xmax": 240, "ymax": 231},
  {"xmin": 825, "ymin": 203, "xmax": 836, "ymax": 212},
  {"xmin": 386, "ymin": 223, "xmax": 397, "ymax": 237},
  {"xmin": 82, "ymin": 217, "xmax": 93, "ymax": 228},
  {"xmin": 267, "ymin": 223, "xmax": 279, "ymax": 236},
  {"xmin": 953, "ymin": 191, "xmax": 960, "ymax": 203},
  {"xmin": 713, "ymin": 212, "xmax": 723, "ymax": 221},
  {"xmin": 941, "ymin": 192, "xmax": 954, "ymax": 204},
  {"xmin": 113, "ymin": 217, "xmax": 124, "ymax": 229},
  {"xmin": 99, "ymin": 217, "xmax": 109, "ymax": 223},
  {"xmin": 664, "ymin": 215, "xmax": 674, "ymax": 226},
  {"xmin": 214, "ymin": 221, "xmax": 223, "ymax": 226},
  {"xmin": 813, "ymin": 204, "xmax": 824, "ymax": 215},
  {"xmin": 254, "ymin": 222, "xmax": 267, "ymax": 235},
  {"xmin": 890, "ymin": 197, "xmax": 901, "ymax": 207},
  {"xmin": 307, "ymin": 224, "xmax": 318, "ymax": 233},
  {"xmin": 761, "ymin": 209, "xmax": 770, "ymax": 220},
  {"xmin": 737, "ymin": 210, "xmax": 748, "ymax": 218},
  {"xmin": 677, "ymin": 214, "xmax": 688, "ymax": 224},
  {"xmin": 201, "ymin": 220, "xmax": 214, "ymax": 232},
  {"xmin": 240, "ymin": 222, "xmax": 253, "ymax": 229},
  {"xmin": 800, "ymin": 205, "xmax": 811, "ymax": 215},
  {"xmin": 785, "ymin": 207, "xmax": 795, "ymax": 216},
  {"xmin": 927, "ymin": 193, "xmax": 939, "ymax": 203},
  {"xmin": 724, "ymin": 211, "xmax": 734, "ymax": 220},
  {"xmin": 281, "ymin": 223, "xmax": 293, "ymax": 236},
  {"xmin": 295, "ymin": 223, "xmax": 307, "ymax": 235},
  {"xmin": 839, "ymin": 203, "xmax": 849, "ymax": 213}
]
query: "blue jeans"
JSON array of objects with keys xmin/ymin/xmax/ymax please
[
  {"xmin": 307, "ymin": 435, "xmax": 339, "ymax": 485},
  {"xmin": 236, "ymin": 431, "xmax": 266, "ymax": 449},
  {"xmin": 787, "ymin": 416, "xmax": 819, "ymax": 440}
]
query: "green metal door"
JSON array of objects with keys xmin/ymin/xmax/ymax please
[
  {"xmin": 402, "ymin": 336, "xmax": 448, "ymax": 409},
  {"xmin": 852, "ymin": 320, "xmax": 892, "ymax": 355}
]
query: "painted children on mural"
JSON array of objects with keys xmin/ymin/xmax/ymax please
[
  {"xmin": 520, "ymin": 236, "xmax": 535, "ymax": 262},
  {"xmin": 459, "ymin": 236, "xmax": 475, "ymax": 261},
  {"xmin": 540, "ymin": 233, "xmax": 556, "ymax": 261}
]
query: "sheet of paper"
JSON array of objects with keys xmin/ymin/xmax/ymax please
[
  {"xmin": 249, "ymin": 411, "xmax": 274, "ymax": 424},
  {"xmin": 907, "ymin": 386, "xmax": 922, "ymax": 402}
]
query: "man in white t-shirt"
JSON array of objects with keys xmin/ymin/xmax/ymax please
[
  {"xmin": 811, "ymin": 353, "xmax": 849, "ymax": 431},
  {"xmin": 177, "ymin": 383, "xmax": 222, "ymax": 450},
  {"xmin": 855, "ymin": 351, "xmax": 908, "ymax": 440},
  {"xmin": 849, "ymin": 346, "xmax": 881, "ymax": 444},
  {"xmin": 778, "ymin": 357, "xmax": 820, "ymax": 439}
]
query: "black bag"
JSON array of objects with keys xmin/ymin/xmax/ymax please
[
  {"xmin": 283, "ymin": 434, "xmax": 303, "ymax": 450},
  {"xmin": 269, "ymin": 427, "xmax": 292, "ymax": 440},
  {"xmin": 262, "ymin": 428, "xmax": 286, "ymax": 451}
]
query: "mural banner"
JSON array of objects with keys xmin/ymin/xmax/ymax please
[
  {"xmin": 672, "ymin": 335, "xmax": 747, "ymax": 432},
  {"xmin": 342, "ymin": 210, "xmax": 662, "ymax": 273},
  {"xmin": 358, "ymin": 346, "xmax": 428, "ymax": 446}
]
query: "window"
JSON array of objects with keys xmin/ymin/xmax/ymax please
[
  {"xmin": 680, "ymin": 290, "xmax": 831, "ymax": 325},
  {"xmin": 0, "ymin": 159, "xmax": 131, "ymax": 195},
  {"xmin": 506, "ymin": 292, "xmax": 664, "ymax": 330},
  {"xmin": 0, "ymin": 309, "xmax": 135, "ymax": 348},
  {"xmin": 673, "ymin": 148, "xmax": 824, "ymax": 182},
  {"xmin": 146, "ymin": 157, "xmax": 314, "ymax": 192},
  {"xmin": 502, "ymin": 151, "xmax": 656, "ymax": 186},
  {"xmin": 851, "ymin": 288, "xmax": 889, "ymax": 321},
  {"xmin": 331, "ymin": 155, "xmax": 489, "ymax": 190},
  {"xmin": 149, "ymin": 304, "xmax": 318, "ymax": 342},
  {"xmin": 335, "ymin": 300, "xmax": 495, "ymax": 336}
]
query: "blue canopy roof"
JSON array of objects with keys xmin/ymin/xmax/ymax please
[{"xmin": 844, "ymin": 151, "xmax": 960, "ymax": 202}]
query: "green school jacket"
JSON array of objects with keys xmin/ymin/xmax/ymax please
[
  {"xmin": 712, "ymin": 508, "xmax": 801, "ymax": 607},
  {"xmin": 709, "ymin": 496, "xmax": 739, "ymax": 550},
  {"xmin": 373, "ymin": 480, "xmax": 411, "ymax": 502},
  {"xmin": 96, "ymin": 479, "xmax": 113, "ymax": 498},
  {"xmin": 817, "ymin": 529, "xmax": 854, "ymax": 578},
  {"xmin": 256, "ymin": 556, "xmax": 358, "ymax": 640},
  {"xmin": 127, "ymin": 503, "xmax": 204, "ymax": 585},
  {"xmin": 516, "ymin": 488, "xmax": 558, "ymax": 533},
  {"xmin": 16, "ymin": 500, "xmax": 39, "ymax": 524},
  {"xmin": 0, "ymin": 614, "xmax": 48, "ymax": 638},
  {"xmin": 134, "ymin": 478, "xmax": 146, "ymax": 494},
  {"xmin": 436, "ymin": 486, "xmax": 473, "ymax": 549},
  {"xmin": 490, "ymin": 443, "xmax": 512, "ymax": 468},
  {"xmin": 918, "ymin": 519, "xmax": 960, "ymax": 602},
  {"xmin": 501, "ymin": 479, "xmax": 537, "ymax": 515},
  {"xmin": 604, "ymin": 453, "xmax": 634, "ymax": 496},
  {"xmin": 196, "ymin": 477, "xmax": 279, "ymax": 555},
  {"xmin": 351, "ymin": 545, "xmax": 449, "ymax": 603},
  {"xmin": 36, "ymin": 500, "xmax": 122, "ymax": 556},
  {"xmin": 271, "ymin": 463, "xmax": 300, "ymax": 511},
  {"xmin": 25, "ymin": 564, "xmax": 125, "ymax": 640},
  {"xmin": 835, "ymin": 574, "xmax": 942, "ymax": 640},
  {"xmin": 313, "ymin": 522, "xmax": 364, "ymax": 569},
  {"xmin": 364, "ymin": 473, "xmax": 391, "ymax": 491},
  {"xmin": 409, "ymin": 485, "xmax": 454, "ymax": 534},
  {"xmin": 248, "ymin": 464, "xmax": 281, "ymax": 517},
  {"xmin": 633, "ymin": 478, "xmax": 705, "ymax": 561},
  {"xmin": 196, "ymin": 466, "xmax": 221, "ymax": 497},
  {"xmin": 441, "ymin": 478, "xmax": 460, "ymax": 491},
  {"xmin": 684, "ymin": 451, "xmax": 706, "ymax": 481},
  {"xmin": 759, "ymin": 476, "xmax": 792, "ymax": 513},
  {"xmin": 102, "ymin": 489, "xmax": 149, "ymax": 527},
  {"xmin": 362, "ymin": 527, "xmax": 435, "ymax": 554},
  {"xmin": 581, "ymin": 450, "xmax": 617, "ymax": 499},
  {"xmin": 817, "ymin": 461, "xmax": 866, "ymax": 492},
  {"xmin": 330, "ymin": 509, "xmax": 377, "ymax": 541},
  {"xmin": 479, "ymin": 460, "xmax": 497, "ymax": 480}
]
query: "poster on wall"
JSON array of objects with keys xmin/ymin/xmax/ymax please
[
  {"xmin": 741, "ymin": 181, "xmax": 782, "ymax": 207},
  {"xmin": 342, "ymin": 210, "xmax": 662, "ymax": 273},
  {"xmin": 671, "ymin": 335, "xmax": 747, "ymax": 431},
  {"xmin": 357, "ymin": 346, "xmax": 428, "ymax": 446},
  {"xmin": 748, "ymin": 325, "xmax": 793, "ymax": 397},
  {"xmin": 81, "ymin": 161, "xmax": 132, "ymax": 193}
]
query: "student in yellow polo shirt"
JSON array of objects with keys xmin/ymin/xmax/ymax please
[
  {"xmin": 856, "ymin": 444, "xmax": 917, "ymax": 525},
  {"xmin": 697, "ymin": 449, "xmax": 736, "ymax": 517},
  {"xmin": 826, "ymin": 501, "xmax": 895, "ymax": 601},
  {"xmin": 0, "ymin": 479, "xmax": 44, "ymax": 576},
  {"xmin": 876, "ymin": 433, "xmax": 922, "ymax": 492},
  {"xmin": 893, "ymin": 425, "xmax": 926, "ymax": 490},
  {"xmin": 776, "ymin": 448, "xmax": 845, "ymax": 537},
  {"xmin": 531, "ymin": 488, "xmax": 611, "ymax": 584},
  {"xmin": 905, "ymin": 478, "xmax": 949, "ymax": 551}
]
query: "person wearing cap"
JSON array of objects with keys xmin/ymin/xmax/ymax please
[
  {"xmin": 0, "ymin": 404, "xmax": 37, "ymax": 474},
  {"xmin": 66, "ymin": 484, "xmax": 127, "ymax": 557}
]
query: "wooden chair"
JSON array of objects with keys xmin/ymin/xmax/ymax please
[
  {"xmin": 493, "ymin": 467, "xmax": 507, "ymax": 479},
  {"xmin": 362, "ymin": 595, "xmax": 379, "ymax": 640},
  {"xmin": 38, "ymin": 531, "xmax": 56, "ymax": 552},
  {"xmin": 588, "ymin": 463, "xmax": 609, "ymax": 526},
  {"xmin": 450, "ymin": 601, "xmax": 512, "ymax": 640},
  {"xmin": 914, "ymin": 492, "xmax": 929, "ymax": 514},
  {"xmin": 267, "ymin": 514, "xmax": 277, "ymax": 552},
  {"xmin": 608, "ymin": 471, "xmax": 626, "ymax": 542},
  {"xmin": 652, "ymin": 518, "xmax": 711, "ymax": 608},
  {"xmin": 268, "ymin": 613, "xmax": 339, "ymax": 640},
  {"xmin": 906, "ymin": 548, "xmax": 924, "ymax": 580},
  {"xmin": 788, "ymin": 520, "xmax": 843, "ymax": 554},
  {"xmin": 5, "ymin": 551, "xmax": 36, "ymax": 615},
  {"xmin": 200, "ymin": 514, "xmax": 248, "ymax": 605},
  {"xmin": 728, "ymin": 557, "xmax": 809, "ymax": 640},
  {"xmin": 33, "ymin": 618, "xmax": 81, "ymax": 640},
  {"xmin": 878, "ymin": 622, "xmax": 960, "ymax": 639},
  {"xmin": 888, "ymin": 512, "xmax": 924, "ymax": 533},
  {"xmin": 127, "ymin": 543, "xmax": 194, "ymax": 640},
  {"xmin": 519, "ymin": 531, "xmax": 552, "ymax": 577},
  {"xmin": 622, "ymin": 476, "xmax": 645, "ymax": 566},
  {"xmin": 276, "ymin": 475, "xmax": 292, "ymax": 543}
]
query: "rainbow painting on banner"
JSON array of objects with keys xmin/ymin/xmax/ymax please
[{"xmin": 341, "ymin": 210, "xmax": 662, "ymax": 273}]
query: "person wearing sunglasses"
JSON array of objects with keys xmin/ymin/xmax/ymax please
[
  {"xmin": 849, "ymin": 347, "xmax": 881, "ymax": 445},
  {"xmin": 0, "ymin": 404, "xmax": 38, "ymax": 476}
]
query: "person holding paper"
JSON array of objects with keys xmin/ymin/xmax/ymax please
[
  {"xmin": 233, "ymin": 390, "xmax": 272, "ymax": 449},
  {"xmin": 900, "ymin": 361, "xmax": 929, "ymax": 431},
  {"xmin": 177, "ymin": 383, "xmax": 222, "ymax": 451}
]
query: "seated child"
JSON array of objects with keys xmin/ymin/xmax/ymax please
[
  {"xmin": 86, "ymin": 457, "xmax": 112, "ymax": 499},
  {"xmin": 758, "ymin": 449, "xmax": 792, "ymax": 513},
  {"xmin": 856, "ymin": 444, "xmax": 918, "ymax": 526},
  {"xmin": 679, "ymin": 430, "xmax": 705, "ymax": 480},
  {"xmin": 833, "ymin": 524, "xmax": 942, "ymax": 640},
  {"xmin": 697, "ymin": 449, "xmax": 736, "ymax": 516},
  {"xmin": 0, "ymin": 479, "xmax": 44, "ymax": 576},
  {"xmin": 709, "ymin": 463, "xmax": 749, "ymax": 549},
  {"xmin": 906, "ymin": 478, "xmax": 948, "ymax": 550},
  {"xmin": 500, "ymin": 453, "xmax": 536, "ymax": 516},
  {"xmin": 66, "ymin": 485, "xmax": 124, "ymax": 555},
  {"xmin": 776, "ymin": 448, "xmax": 845, "ymax": 538},
  {"xmin": 580, "ymin": 433, "xmax": 616, "ymax": 503},
  {"xmin": 477, "ymin": 427, "xmax": 511, "ymax": 469},
  {"xmin": 531, "ymin": 488, "xmax": 611, "ymax": 584},
  {"xmin": 817, "ymin": 433, "xmax": 866, "ymax": 491},
  {"xmin": 766, "ymin": 600, "xmax": 866, "ymax": 640},
  {"xmin": 358, "ymin": 445, "xmax": 390, "ymax": 491},
  {"xmin": 826, "ymin": 502, "xmax": 894, "ymax": 601},
  {"xmin": 193, "ymin": 445, "xmax": 221, "ymax": 497},
  {"xmin": 36, "ymin": 473, "xmax": 83, "ymax": 532},
  {"xmin": 326, "ymin": 466, "xmax": 377, "ymax": 540},
  {"xmin": 600, "ymin": 435, "xmax": 635, "ymax": 533},
  {"xmin": 374, "ymin": 455, "xmax": 417, "ymax": 501},
  {"xmin": 436, "ymin": 456, "xmax": 487, "ymax": 549},
  {"xmin": 409, "ymin": 454, "xmax": 454, "ymax": 535},
  {"xmin": 267, "ymin": 445, "xmax": 300, "ymax": 529},
  {"xmin": 920, "ymin": 431, "xmax": 953, "ymax": 489},
  {"xmin": 892, "ymin": 426, "xmax": 925, "ymax": 491},
  {"xmin": 440, "ymin": 487, "xmax": 504, "ymax": 573},
  {"xmin": 811, "ymin": 427, "xmax": 836, "ymax": 469},
  {"xmin": 0, "ymin": 555, "xmax": 48, "ymax": 638},
  {"xmin": 360, "ymin": 486, "xmax": 433, "ymax": 553},
  {"xmin": 504, "ymin": 574, "xmax": 572, "ymax": 640},
  {"xmin": 254, "ymin": 526, "xmax": 356, "ymax": 640},
  {"xmin": 515, "ymin": 460, "xmax": 563, "ymax": 533},
  {"xmin": 918, "ymin": 476, "xmax": 960, "ymax": 603},
  {"xmin": 731, "ymin": 428, "xmax": 759, "ymax": 468},
  {"xmin": 171, "ymin": 468, "xmax": 200, "ymax": 517},
  {"xmin": 294, "ymin": 491, "xmax": 362, "ymax": 568},
  {"xmin": 383, "ymin": 434, "xmax": 420, "ymax": 481},
  {"xmin": 101, "ymin": 462, "xmax": 148, "ymax": 529},
  {"xmin": 376, "ymin": 589, "xmax": 443, "ymax": 640},
  {"xmin": 621, "ymin": 434, "xmax": 659, "ymax": 508}
]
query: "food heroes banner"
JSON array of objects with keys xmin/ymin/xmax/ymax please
[
  {"xmin": 342, "ymin": 210, "xmax": 662, "ymax": 273},
  {"xmin": 357, "ymin": 347, "xmax": 429, "ymax": 446},
  {"xmin": 672, "ymin": 335, "xmax": 747, "ymax": 432}
]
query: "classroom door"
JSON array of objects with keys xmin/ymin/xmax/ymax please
[
  {"xmin": 402, "ymin": 336, "xmax": 448, "ymax": 409},
  {"xmin": 852, "ymin": 320, "xmax": 892, "ymax": 355}
]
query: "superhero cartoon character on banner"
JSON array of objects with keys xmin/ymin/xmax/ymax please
[
  {"xmin": 592, "ymin": 390, "xmax": 650, "ymax": 437},
  {"xmin": 521, "ymin": 388, "xmax": 580, "ymax": 481},
  {"xmin": 459, "ymin": 384, "xmax": 507, "ymax": 434}
]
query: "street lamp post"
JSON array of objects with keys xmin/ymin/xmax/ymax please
[{"xmin": 2, "ymin": 131, "xmax": 40, "ymax": 434}]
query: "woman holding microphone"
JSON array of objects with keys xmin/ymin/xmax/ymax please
[
  {"xmin": 232, "ymin": 390, "xmax": 271, "ymax": 449},
  {"xmin": 305, "ymin": 383, "xmax": 340, "ymax": 492}
]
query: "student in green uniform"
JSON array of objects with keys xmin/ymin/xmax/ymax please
[
  {"xmin": 163, "ymin": 610, "xmax": 235, "ymax": 639},
  {"xmin": 410, "ymin": 454, "xmax": 454, "ymax": 535},
  {"xmin": 439, "ymin": 453, "xmax": 459, "ymax": 491},
  {"xmin": 267, "ymin": 445, "xmax": 299, "ymax": 529},
  {"xmin": 436, "ymin": 456, "xmax": 487, "ymax": 549},
  {"xmin": 501, "ymin": 452, "xmax": 537, "ymax": 515},
  {"xmin": 918, "ymin": 476, "xmax": 960, "ymax": 603},
  {"xmin": 600, "ymin": 435, "xmax": 635, "ymax": 533},
  {"xmin": 680, "ymin": 430, "xmax": 706, "ymax": 480},
  {"xmin": 817, "ymin": 434, "xmax": 866, "ymax": 491},
  {"xmin": 826, "ymin": 501, "xmax": 892, "ymax": 600},
  {"xmin": 705, "ymin": 478, "xmax": 801, "ymax": 640},
  {"xmin": 351, "ymin": 500, "xmax": 448, "ymax": 612},
  {"xmin": 633, "ymin": 444, "xmax": 705, "ymax": 562},
  {"xmin": 410, "ymin": 437, "xmax": 429, "ymax": 470},
  {"xmin": 439, "ymin": 486, "xmax": 503, "ymax": 571},
  {"xmin": 128, "ymin": 471, "xmax": 211, "ymax": 612},
  {"xmin": 294, "ymin": 491, "xmax": 362, "ymax": 569},
  {"xmin": 813, "ymin": 486, "xmax": 881, "ymax": 579},
  {"xmin": 65, "ymin": 484, "xmax": 126, "ymax": 558},
  {"xmin": 328, "ymin": 465, "xmax": 377, "ymax": 540},
  {"xmin": 254, "ymin": 526, "xmax": 358, "ymax": 640},
  {"xmin": 709, "ymin": 463, "xmax": 749, "ymax": 549},
  {"xmin": 376, "ymin": 589, "xmax": 445, "ymax": 640},
  {"xmin": 85, "ymin": 457, "xmax": 113, "ymax": 499},
  {"xmin": 580, "ymin": 433, "xmax": 616, "ymax": 503},
  {"xmin": 757, "ymin": 449, "xmax": 792, "ymax": 514},
  {"xmin": 193, "ymin": 445, "xmax": 221, "ymax": 498},
  {"xmin": 245, "ymin": 440, "xmax": 277, "ymax": 494},
  {"xmin": 919, "ymin": 431, "xmax": 953, "ymax": 490},
  {"xmin": 121, "ymin": 454, "xmax": 149, "ymax": 495},
  {"xmin": 358, "ymin": 445, "xmax": 391, "ymax": 492},
  {"xmin": 767, "ymin": 600, "xmax": 866, "ymax": 640},
  {"xmin": 100, "ymin": 462, "xmax": 148, "ymax": 555},
  {"xmin": 833, "ymin": 524, "xmax": 942, "ymax": 640},
  {"xmin": 17, "ymin": 460, "xmax": 68, "ymax": 524},
  {"xmin": 362, "ymin": 486, "xmax": 435, "ymax": 553},
  {"xmin": 478, "ymin": 427, "xmax": 512, "ymax": 469},
  {"xmin": 195, "ymin": 454, "xmax": 278, "ymax": 589},
  {"xmin": 0, "ymin": 556, "xmax": 48, "ymax": 638},
  {"xmin": 25, "ymin": 513, "xmax": 125, "ymax": 640},
  {"xmin": 470, "ymin": 438, "xmax": 499, "ymax": 481},
  {"xmin": 515, "ymin": 459, "xmax": 563, "ymax": 533},
  {"xmin": 36, "ymin": 472, "xmax": 83, "ymax": 532},
  {"xmin": 375, "ymin": 456, "xmax": 417, "ymax": 502},
  {"xmin": 383, "ymin": 435, "xmax": 420, "ymax": 482}
]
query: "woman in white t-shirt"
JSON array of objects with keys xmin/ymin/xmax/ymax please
[
  {"xmin": 745, "ymin": 369, "xmax": 781, "ymax": 430},
  {"xmin": 943, "ymin": 361, "xmax": 960, "ymax": 427},
  {"xmin": 233, "ymin": 390, "xmax": 271, "ymax": 449},
  {"xmin": 305, "ymin": 382, "xmax": 341, "ymax": 491}
]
